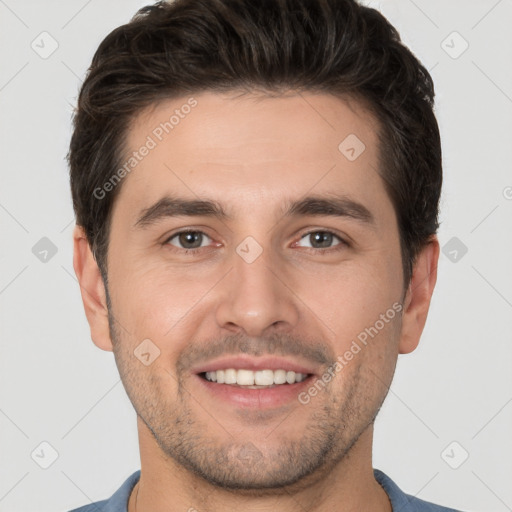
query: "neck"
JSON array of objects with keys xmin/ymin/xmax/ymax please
[{"xmin": 128, "ymin": 418, "xmax": 391, "ymax": 512}]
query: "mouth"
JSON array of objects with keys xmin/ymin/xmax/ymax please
[
  {"xmin": 192, "ymin": 356, "xmax": 318, "ymax": 409},
  {"xmin": 198, "ymin": 368, "xmax": 310, "ymax": 388}
]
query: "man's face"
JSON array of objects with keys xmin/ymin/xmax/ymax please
[{"xmin": 104, "ymin": 91, "xmax": 406, "ymax": 489}]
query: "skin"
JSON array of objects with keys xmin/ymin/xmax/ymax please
[{"xmin": 73, "ymin": 91, "xmax": 439, "ymax": 512}]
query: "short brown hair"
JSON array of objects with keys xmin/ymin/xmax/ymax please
[{"xmin": 68, "ymin": 0, "xmax": 442, "ymax": 289}]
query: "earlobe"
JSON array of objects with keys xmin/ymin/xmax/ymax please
[
  {"xmin": 72, "ymin": 225, "xmax": 114, "ymax": 352},
  {"xmin": 398, "ymin": 236, "xmax": 440, "ymax": 354}
]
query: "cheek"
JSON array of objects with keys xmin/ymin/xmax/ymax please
[
  {"xmin": 109, "ymin": 261, "xmax": 218, "ymax": 352},
  {"xmin": 323, "ymin": 311, "xmax": 401, "ymax": 412},
  {"xmin": 292, "ymin": 250, "xmax": 402, "ymax": 347}
]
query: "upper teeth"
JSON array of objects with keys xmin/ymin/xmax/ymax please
[{"xmin": 204, "ymin": 369, "xmax": 308, "ymax": 386}]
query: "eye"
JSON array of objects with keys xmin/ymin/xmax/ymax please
[
  {"xmin": 295, "ymin": 230, "xmax": 347, "ymax": 250},
  {"xmin": 165, "ymin": 230, "xmax": 213, "ymax": 250},
  {"xmin": 163, "ymin": 229, "xmax": 347, "ymax": 253}
]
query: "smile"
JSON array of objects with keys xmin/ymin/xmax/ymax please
[{"xmin": 201, "ymin": 368, "xmax": 309, "ymax": 387}]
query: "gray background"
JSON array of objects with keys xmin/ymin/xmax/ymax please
[{"xmin": 0, "ymin": 0, "xmax": 511, "ymax": 511}]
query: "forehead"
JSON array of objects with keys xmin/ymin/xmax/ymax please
[{"xmin": 113, "ymin": 90, "xmax": 389, "ymax": 224}]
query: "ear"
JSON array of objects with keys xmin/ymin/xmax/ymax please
[
  {"xmin": 72, "ymin": 225, "xmax": 113, "ymax": 352},
  {"xmin": 398, "ymin": 235, "xmax": 440, "ymax": 354}
]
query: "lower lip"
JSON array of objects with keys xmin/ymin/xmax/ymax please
[{"xmin": 194, "ymin": 374, "xmax": 313, "ymax": 409}]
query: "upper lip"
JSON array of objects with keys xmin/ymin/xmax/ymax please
[{"xmin": 192, "ymin": 355, "xmax": 319, "ymax": 376}]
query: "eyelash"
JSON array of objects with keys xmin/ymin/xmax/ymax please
[{"xmin": 163, "ymin": 229, "xmax": 349, "ymax": 255}]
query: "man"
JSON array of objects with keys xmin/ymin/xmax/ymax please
[{"xmin": 68, "ymin": 0, "xmax": 462, "ymax": 510}]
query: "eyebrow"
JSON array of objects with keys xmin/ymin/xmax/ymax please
[{"xmin": 133, "ymin": 194, "xmax": 376, "ymax": 230}]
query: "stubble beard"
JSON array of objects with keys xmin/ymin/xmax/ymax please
[{"xmin": 111, "ymin": 328, "xmax": 387, "ymax": 494}]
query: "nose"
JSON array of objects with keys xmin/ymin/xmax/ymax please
[{"xmin": 214, "ymin": 244, "xmax": 300, "ymax": 337}]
